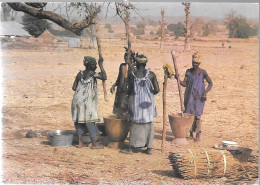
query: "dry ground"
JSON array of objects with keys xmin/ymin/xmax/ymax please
[{"xmin": 1, "ymin": 29, "xmax": 258, "ymax": 184}]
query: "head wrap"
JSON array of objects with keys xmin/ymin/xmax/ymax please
[
  {"xmin": 135, "ymin": 54, "xmax": 148, "ymax": 64},
  {"xmin": 83, "ymin": 56, "xmax": 96, "ymax": 66},
  {"xmin": 192, "ymin": 52, "xmax": 202, "ymax": 63}
]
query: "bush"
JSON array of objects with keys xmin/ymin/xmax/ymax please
[
  {"xmin": 131, "ymin": 27, "xmax": 144, "ymax": 35},
  {"xmin": 249, "ymin": 24, "xmax": 258, "ymax": 36},
  {"xmin": 202, "ymin": 23, "xmax": 210, "ymax": 36},
  {"xmin": 167, "ymin": 22, "xmax": 185, "ymax": 37},
  {"xmin": 104, "ymin": 24, "xmax": 111, "ymax": 30},
  {"xmin": 150, "ymin": 31, "xmax": 154, "ymax": 35},
  {"xmin": 104, "ymin": 24, "xmax": 114, "ymax": 33},
  {"xmin": 226, "ymin": 14, "xmax": 257, "ymax": 38},
  {"xmin": 132, "ymin": 22, "xmax": 145, "ymax": 35},
  {"xmin": 156, "ymin": 27, "xmax": 168, "ymax": 36},
  {"xmin": 136, "ymin": 22, "xmax": 145, "ymax": 30}
]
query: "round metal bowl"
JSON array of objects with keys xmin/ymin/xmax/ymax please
[
  {"xmin": 222, "ymin": 140, "xmax": 238, "ymax": 148},
  {"xmin": 47, "ymin": 130, "xmax": 75, "ymax": 147}
]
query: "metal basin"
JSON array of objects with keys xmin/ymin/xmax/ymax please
[{"xmin": 47, "ymin": 130, "xmax": 75, "ymax": 147}]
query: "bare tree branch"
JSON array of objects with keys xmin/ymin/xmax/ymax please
[{"xmin": 7, "ymin": 2, "xmax": 100, "ymax": 36}]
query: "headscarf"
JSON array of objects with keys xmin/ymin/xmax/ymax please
[
  {"xmin": 135, "ymin": 54, "xmax": 148, "ymax": 64},
  {"xmin": 192, "ymin": 52, "xmax": 202, "ymax": 63},
  {"xmin": 83, "ymin": 56, "xmax": 97, "ymax": 66}
]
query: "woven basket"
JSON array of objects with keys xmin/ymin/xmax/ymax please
[{"xmin": 168, "ymin": 148, "xmax": 258, "ymax": 182}]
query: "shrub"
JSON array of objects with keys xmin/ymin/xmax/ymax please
[
  {"xmin": 167, "ymin": 22, "xmax": 185, "ymax": 37},
  {"xmin": 131, "ymin": 27, "xmax": 144, "ymax": 35},
  {"xmin": 225, "ymin": 13, "xmax": 257, "ymax": 38},
  {"xmin": 202, "ymin": 23, "xmax": 210, "ymax": 36}
]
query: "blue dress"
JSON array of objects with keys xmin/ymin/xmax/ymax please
[
  {"xmin": 184, "ymin": 69, "xmax": 205, "ymax": 116},
  {"xmin": 128, "ymin": 68, "xmax": 157, "ymax": 123},
  {"xmin": 128, "ymin": 69, "xmax": 157, "ymax": 148}
]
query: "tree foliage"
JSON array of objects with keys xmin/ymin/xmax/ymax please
[
  {"xmin": 202, "ymin": 23, "xmax": 210, "ymax": 36},
  {"xmin": 104, "ymin": 24, "xmax": 113, "ymax": 33},
  {"xmin": 225, "ymin": 11, "xmax": 257, "ymax": 38},
  {"xmin": 22, "ymin": 13, "xmax": 50, "ymax": 37},
  {"xmin": 167, "ymin": 22, "xmax": 185, "ymax": 37}
]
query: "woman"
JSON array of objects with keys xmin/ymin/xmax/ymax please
[
  {"xmin": 176, "ymin": 52, "xmax": 213, "ymax": 141},
  {"xmin": 72, "ymin": 56, "xmax": 107, "ymax": 148}
]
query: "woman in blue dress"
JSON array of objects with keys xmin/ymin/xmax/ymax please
[
  {"xmin": 121, "ymin": 54, "xmax": 160, "ymax": 155},
  {"xmin": 176, "ymin": 52, "xmax": 213, "ymax": 142}
]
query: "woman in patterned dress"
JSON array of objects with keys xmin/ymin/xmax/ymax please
[{"xmin": 72, "ymin": 56, "xmax": 107, "ymax": 148}]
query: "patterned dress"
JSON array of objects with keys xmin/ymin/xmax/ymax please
[
  {"xmin": 128, "ymin": 69, "xmax": 157, "ymax": 148},
  {"xmin": 71, "ymin": 71, "xmax": 100, "ymax": 123},
  {"xmin": 184, "ymin": 69, "xmax": 206, "ymax": 116}
]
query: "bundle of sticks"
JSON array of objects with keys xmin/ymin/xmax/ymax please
[{"xmin": 168, "ymin": 148, "xmax": 258, "ymax": 182}]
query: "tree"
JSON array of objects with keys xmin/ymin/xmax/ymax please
[
  {"xmin": 22, "ymin": 13, "xmax": 50, "ymax": 37},
  {"xmin": 132, "ymin": 22, "xmax": 145, "ymax": 35},
  {"xmin": 104, "ymin": 24, "xmax": 114, "ymax": 33},
  {"xmin": 159, "ymin": 8, "xmax": 167, "ymax": 49},
  {"xmin": 225, "ymin": 11, "xmax": 256, "ymax": 39},
  {"xmin": 182, "ymin": 3, "xmax": 191, "ymax": 51},
  {"xmin": 167, "ymin": 22, "xmax": 185, "ymax": 37},
  {"xmin": 191, "ymin": 18, "xmax": 205, "ymax": 36},
  {"xmin": 7, "ymin": 2, "xmax": 101, "ymax": 36},
  {"xmin": 249, "ymin": 24, "xmax": 258, "ymax": 36},
  {"xmin": 1, "ymin": 3, "xmax": 13, "ymax": 21},
  {"xmin": 202, "ymin": 23, "xmax": 210, "ymax": 36},
  {"xmin": 115, "ymin": 2, "xmax": 136, "ymax": 66}
]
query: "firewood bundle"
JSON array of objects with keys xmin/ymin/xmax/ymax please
[{"xmin": 168, "ymin": 148, "xmax": 258, "ymax": 183}]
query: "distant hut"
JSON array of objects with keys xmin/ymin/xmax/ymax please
[{"xmin": 37, "ymin": 29, "xmax": 59, "ymax": 44}]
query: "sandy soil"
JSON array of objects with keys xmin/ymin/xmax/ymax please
[{"xmin": 1, "ymin": 30, "xmax": 258, "ymax": 184}]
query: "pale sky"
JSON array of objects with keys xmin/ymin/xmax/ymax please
[{"xmin": 131, "ymin": 2, "xmax": 259, "ymax": 20}]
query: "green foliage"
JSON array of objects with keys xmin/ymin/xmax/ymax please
[
  {"xmin": 22, "ymin": 13, "xmax": 50, "ymax": 37},
  {"xmin": 150, "ymin": 31, "xmax": 154, "ymax": 35},
  {"xmin": 136, "ymin": 22, "xmax": 145, "ymax": 30},
  {"xmin": 131, "ymin": 27, "xmax": 144, "ymax": 35},
  {"xmin": 202, "ymin": 23, "xmax": 210, "ymax": 36},
  {"xmin": 104, "ymin": 24, "xmax": 114, "ymax": 33},
  {"xmin": 249, "ymin": 24, "xmax": 258, "ymax": 36},
  {"xmin": 167, "ymin": 22, "xmax": 185, "ymax": 37},
  {"xmin": 104, "ymin": 24, "xmax": 111, "ymax": 30},
  {"xmin": 226, "ymin": 15, "xmax": 256, "ymax": 38},
  {"xmin": 133, "ymin": 22, "xmax": 145, "ymax": 35}
]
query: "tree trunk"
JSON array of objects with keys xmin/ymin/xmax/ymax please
[
  {"xmin": 160, "ymin": 9, "xmax": 166, "ymax": 49},
  {"xmin": 184, "ymin": 3, "xmax": 191, "ymax": 51}
]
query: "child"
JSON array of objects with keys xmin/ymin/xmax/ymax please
[{"xmin": 71, "ymin": 56, "xmax": 107, "ymax": 148}]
